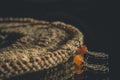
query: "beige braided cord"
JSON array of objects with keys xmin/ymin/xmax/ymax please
[
  {"xmin": 8, "ymin": 57, "xmax": 75, "ymax": 80},
  {"xmin": 0, "ymin": 18, "xmax": 84, "ymax": 80}
]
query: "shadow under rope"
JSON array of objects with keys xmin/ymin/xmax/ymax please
[{"xmin": 0, "ymin": 32, "xmax": 24, "ymax": 50}]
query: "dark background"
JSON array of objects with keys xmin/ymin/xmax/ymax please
[{"xmin": 0, "ymin": 0, "xmax": 111, "ymax": 54}]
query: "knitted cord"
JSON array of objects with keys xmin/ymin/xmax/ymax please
[
  {"xmin": 0, "ymin": 18, "xmax": 109, "ymax": 80},
  {"xmin": 0, "ymin": 18, "xmax": 83, "ymax": 79}
]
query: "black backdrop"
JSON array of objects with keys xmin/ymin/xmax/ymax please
[{"xmin": 0, "ymin": 0, "xmax": 111, "ymax": 54}]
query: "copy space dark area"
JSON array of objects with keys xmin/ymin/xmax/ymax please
[{"xmin": 0, "ymin": 0, "xmax": 111, "ymax": 53}]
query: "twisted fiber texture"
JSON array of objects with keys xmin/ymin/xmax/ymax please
[
  {"xmin": 8, "ymin": 57, "xmax": 74, "ymax": 80},
  {"xmin": 7, "ymin": 52, "xmax": 109, "ymax": 80},
  {"xmin": 0, "ymin": 18, "xmax": 83, "ymax": 79}
]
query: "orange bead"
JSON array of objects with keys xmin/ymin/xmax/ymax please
[
  {"xmin": 78, "ymin": 45, "xmax": 88, "ymax": 54},
  {"xmin": 73, "ymin": 55, "xmax": 83, "ymax": 66}
]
